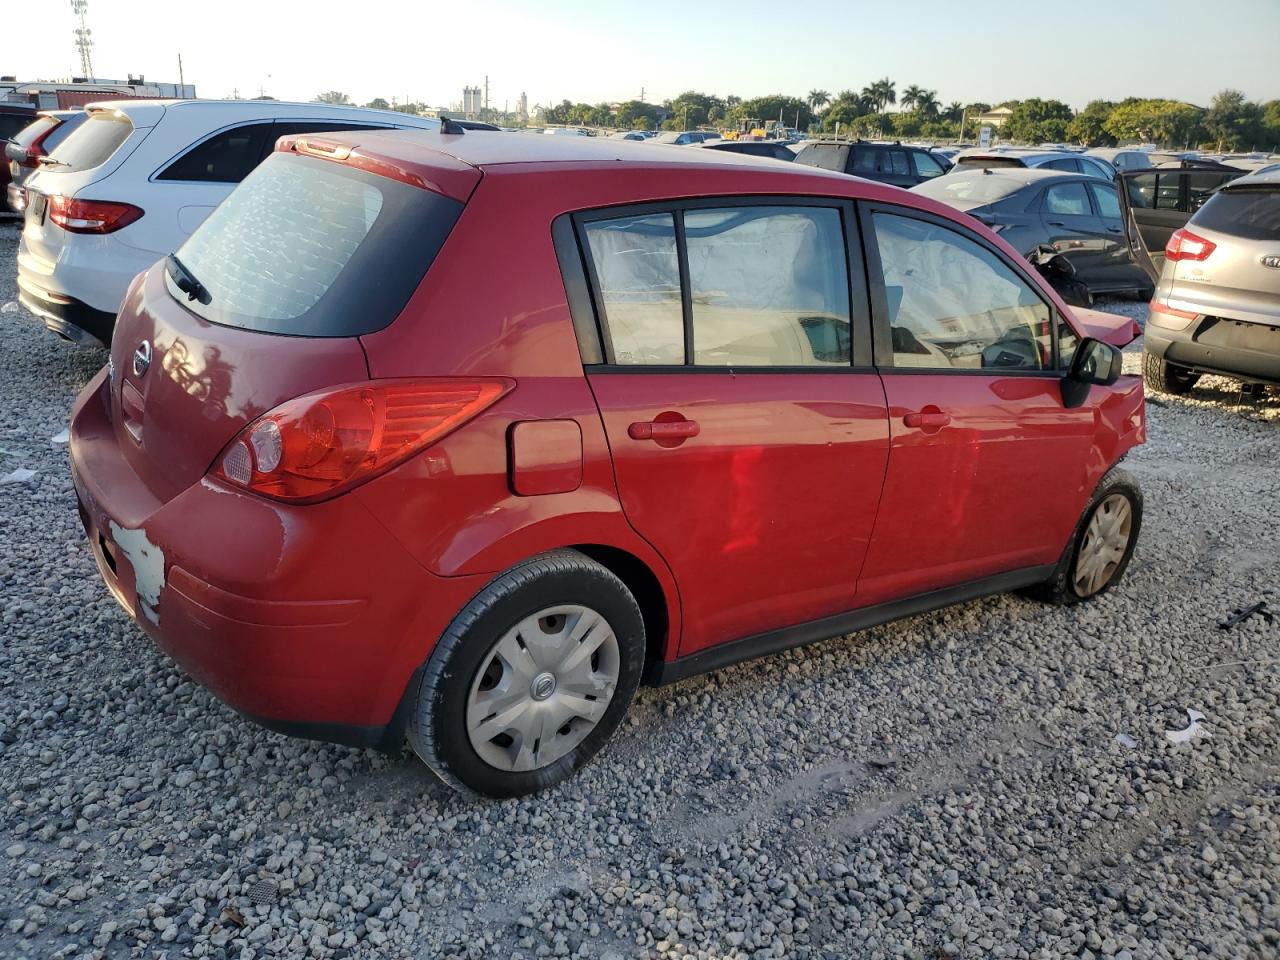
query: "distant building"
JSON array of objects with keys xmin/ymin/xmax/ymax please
[
  {"xmin": 462, "ymin": 85, "xmax": 483, "ymax": 118},
  {"xmin": 517, "ymin": 91, "xmax": 528, "ymax": 125},
  {"xmin": 0, "ymin": 75, "xmax": 196, "ymax": 109},
  {"xmin": 976, "ymin": 106, "xmax": 1013, "ymax": 129}
]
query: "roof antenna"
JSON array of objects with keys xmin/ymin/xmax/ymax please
[{"xmin": 440, "ymin": 116, "xmax": 467, "ymax": 135}]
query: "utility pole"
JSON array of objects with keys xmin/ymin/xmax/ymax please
[
  {"xmin": 640, "ymin": 86, "xmax": 645, "ymax": 103},
  {"xmin": 484, "ymin": 75, "xmax": 489, "ymax": 112},
  {"xmin": 177, "ymin": 52, "xmax": 184, "ymax": 91}
]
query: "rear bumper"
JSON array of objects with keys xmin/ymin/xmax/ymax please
[
  {"xmin": 69, "ymin": 369, "xmax": 489, "ymax": 745},
  {"xmin": 1146, "ymin": 313, "xmax": 1280, "ymax": 385},
  {"xmin": 16, "ymin": 271, "xmax": 115, "ymax": 346}
]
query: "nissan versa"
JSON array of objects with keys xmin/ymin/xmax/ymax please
[{"xmin": 69, "ymin": 131, "xmax": 1146, "ymax": 798}]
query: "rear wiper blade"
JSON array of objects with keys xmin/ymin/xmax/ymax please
[
  {"xmin": 37, "ymin": 156, "xmax": 70, "ymax": 167},
  {"xmin": 166, "ymin": 253, "xmax": 211, "ymax": 305}
]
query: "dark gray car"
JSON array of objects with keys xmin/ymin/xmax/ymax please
[
  {"xmin": 793, "ymin": 140, "xmax": 950, "ymax": 187},
  {"xmin": 913, "ymin": 168, "xmax": 1153, "ymax": 299}
]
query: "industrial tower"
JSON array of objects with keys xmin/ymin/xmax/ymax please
[{"xmin": 71, "ymin": 0, "xmax": 95, "ymax": 79}]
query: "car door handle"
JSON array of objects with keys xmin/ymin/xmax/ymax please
[
  {"xmin": 1047, "ymin": 220, "xmax": 1066, "ymax": 227},
  {"xmin": 903, "ymin": 411, "xmax": 951, "ymax": 429},
  {"xmin": 1106, "ymin": 226, "xmax": 1124, "ymax": 234},
  {"xmin": 628, "ymin": 419, "xmax": 700, "ymax": 441}
]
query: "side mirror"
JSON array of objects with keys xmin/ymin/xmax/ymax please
[{"xmin": 1061, "ymin": 337, "xmax": 1123, "ymax": 408}]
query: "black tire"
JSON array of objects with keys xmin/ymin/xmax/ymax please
[
  {"xmin": 1143, "ymin": 350, "xmax": 1199, "ymax": 395},
  {"xmin": 408, "ymin": 550, "xmax": 645, "ymax": 798},
  {"xmin": 1029, "ymin": 467, "xmax": 1143, "ymax": 605}
]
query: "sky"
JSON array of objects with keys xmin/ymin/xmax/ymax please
[{"xmin": 9, "ymin": 0, "xmax": 1280, "ymax": 113}]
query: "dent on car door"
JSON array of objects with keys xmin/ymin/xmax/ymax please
[
  {"xmin": 856, "ymin": 203, "xmax": 1097, "ymax": 604},
  {"xmin": 573, "ymin": 201, "xmax": 891, "ymax": 657}
]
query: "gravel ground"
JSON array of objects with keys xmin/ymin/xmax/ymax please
[{"xmin": 0, "ymin": 216, "xmax": 1276, "ymax": 960}]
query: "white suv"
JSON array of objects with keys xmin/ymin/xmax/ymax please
[{"xmin": 17, "ymin": 99, "xmax": 440, "ymax": 345}]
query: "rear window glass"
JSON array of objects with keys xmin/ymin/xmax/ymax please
[
  {"xmin": 10, "ymin": 115, "xmax": 58, "ymax": 148},
  {"xmin": 914, "ymin": 175, "xmax": 1026, "ymax": 204},
  {"xmin": 956, "ymin": 157, "xmax": 1023, "ymax": 170},
  {"xmin": 795, "ymin": 145, "xmax": 849, "ymax": 172},
  {"xmin": 168, "ymin": 152, "xmax": 463, "ymax": 337},
  {"xmin": 0, "ymin": 112, "xmax": 34, "ymax": 141},
  {"xmin": 43, "ymin": 112, "xmax": 132, "ymax": 173},
  {"xmin": 1191, "ymin": 189, "xmax": 1280, "ymax": 241}
]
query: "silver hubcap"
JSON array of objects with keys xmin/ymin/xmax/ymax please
[
  {"xmin": 466, "ymin": 604, "xmax": 620, "ymax": 773},
  {"xmin": 1073, "ymin": 494, "xmax": 1132, "ymax": 597}
]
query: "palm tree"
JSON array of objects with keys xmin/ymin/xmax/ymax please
[
  {"xmin": 861, "ymin": 78, "xmax": 896, "ymax": 113},
  {"xmin": 915, "ymin": 90, "xmax": 941, "ymax": 119},
  {"xmin": 945, "ymin": 101, "xmax": 964, "ymax": 123},
  {"xmin": 900, "ymin": 85, "xmax": 924, "ymax": 112},
  {"xmin": 807, "ymin": 89, "xmax": 831, "ymax": 113}
]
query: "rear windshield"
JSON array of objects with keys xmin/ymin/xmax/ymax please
[
  {"xmin": 795, "ymin": 145, "xmax": 848, "ymax": 172},
  {"xmin": 1191, "ymin": 188, "xmax": 1280, "ymax": 241},
  {"xmin": 43, "ymin": 112, "xmax": 132, "ymax": 173},
  {"xmin": 955, "ymin": 157, "xmax": 1024, "ymax": 170},
  {"xmin": 0, "ymin": 112, "xmax": 34, "ymax": 141},
  {"xmin": 914, "ymin": 174, "xmax": 1026, "ymax": 205},
  {"xmin": 10, "ymin": 115, "xmax": 58, "ymax": 149},
  {"xmin": 168, "ymin": 152, "xmax": 463, "ymax": 337}
]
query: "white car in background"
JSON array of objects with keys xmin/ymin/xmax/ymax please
[{"xmin": 17, "ymin": 99, "xmax": 440, "ymax": 345}]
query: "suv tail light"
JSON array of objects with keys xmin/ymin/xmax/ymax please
[
  {"xmin": 213, "ymin": 379, "xmax": 513, "ymax": 503},
  {"xmin": 1164, "ymin": 228, "xmax": 1216, "ymax": 262},
  {"xmin": 48, "ymin": 195, "xmax": 144, "ymax": 234}
]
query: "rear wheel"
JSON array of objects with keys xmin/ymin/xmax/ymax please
[
  {"xmin": 1030, "ymin": 467, "xmax": 1143, "ymax": 605},
  {"xmin": 409, "ymin": 551, "xmax": 645, "ymax": 798},
  {"xmin": 1143, "ymin": 350, "xmax": 1199, "ymax": 394}
]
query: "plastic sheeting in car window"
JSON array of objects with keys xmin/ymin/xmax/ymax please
[
  {"xmin": 584, "ymin": 214, "xmax": 684, "ymax": 365},
  {"xmin": 873, "ymin": 213, "xmax": 1050, "ymax": 370},
  {"xmin": 684, "ymin": 207, "xmax": 850, "ymax": 366}
]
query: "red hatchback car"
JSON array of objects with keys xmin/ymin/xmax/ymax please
[{"xmin": 70, "ymin": 130, "xmax": 1146, "ymax": 797}]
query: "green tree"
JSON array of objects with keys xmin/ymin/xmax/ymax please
[
  {"xmin": 1104, "ymin": 99, "xmax": 1203, "ymax": 147},
  {"xmin": 900, "ymin": 85, "xmax": 924, "ymax": 112},
  {"xmin": 1203, "ymin": 89, "xmax": 1265, "ymax": 151},
  {"xmin": 1002, "ymin": 98, "xmax": 1074, "ymax": 143},
  {"xmin": 889, "ymin": 111, "xmax": 922, "ymax": 138},
  {"xmin": 314, "ymin": 91, "xmax": 351, "ymax": 105},
  {"xmin": 1067, "ymin": 100, "xmax": 1116, "ymax": 146},
  {"xmin": 807, "ymin": 89, "xmax": 831, "ymax": 113},
  {"xmin": 669, "ymin": 90, "xmax": 725, "ymax": 129},
  {"xmin": 861, "ymin": 78, "xmax": 897, "ymax": 113},
  {"xmin": 821, "ymin": 90, "xmax": 871, "ymax": 132},
  {"xmin": 1263, "ymin": 100, "xmax": 1280, "ymax": 148},
  {"xmin": 944, "ymin": 101, "xmax": 964, "ymax": 123},
  {"xmin": 616, "ymin": 100, "xmax": 659, "ymax": 130},
  {"xmin": 733, "ymin": 94, "xmax": 812, "ymax": 131},
  {"xmin": 915, "ymin": 90, "xmax": 941, "ymax": 120},
  {"xmin": 364, "ymin": 97, "xmax": 390, "ymax": 111}
]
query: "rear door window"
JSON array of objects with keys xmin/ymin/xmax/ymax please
[
  {"xmin": 0, "ymin": 113, "xmax": 33, "ymax": 140},
  {"xmin": 882, "ymin": 150, "xmax": 910, "ymax": 177},
  {"xmin": 157, "ymin": 123, "xmax": 274, "ymax": 183},
  {"xmin": 1089, "ymin": 183, "xmax": 1122, "ymax": 219},
  {"xmin": 41, "ymin": 111, "xmax": 132, "ymax": 173},
  {"xmin": 168, "ymin": 152, "xmax": 463, "ymax": 337},
  {"xmin": 1044, "ymin": 183, "xmax": 1092, "ymax": 216},
  {"xmin": 850, "ymin": 146, "xmax": 879, "ymax": 174},
  {"xmin": 685, "ymin": 207, "xmax": 850, "ymax": 366}
]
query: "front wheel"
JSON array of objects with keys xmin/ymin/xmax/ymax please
[
  {"xmin": 1031, "ymin": 468, "xmax": 1143, "ymax": 605},
  {"xmin": 408, "ymin": 551, "xmax": 645, "ymax": 798}
]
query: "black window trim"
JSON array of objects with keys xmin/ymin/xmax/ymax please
[
  {"xmin": 563, "ymin": 195, "xmax": 874, "ymax": 373},
  {"xmin": 858, "ymin": 199, "xmax": 1078, "ymax": 376},
  {"xmin": 150, "ymin": 118, "xmax": 402, "ymax": 185}
]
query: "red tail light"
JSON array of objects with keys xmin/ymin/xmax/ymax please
[
  {"xmin": 48, "ymin": 195, "xmax": 144, "ymax": 234},
  {"xmin": 213, "ymin": 379, "xmax": 513, "ymax": 503},
  {"xmin": 1164, "ymin": 228, "xmax": 1216, "ymax": 262}
]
